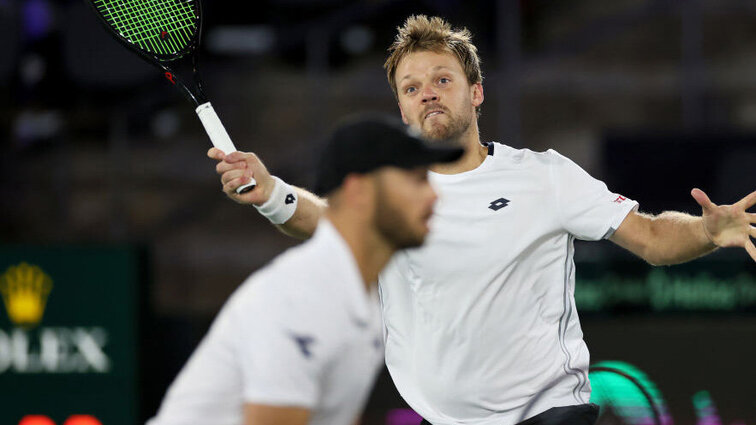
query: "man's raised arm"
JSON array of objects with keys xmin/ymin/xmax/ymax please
[
  {"xmin": 208, "ymin": 148, "xmax": 327, "ymax": 239},
  {"xmin": 610, "ymin": 188, "xmax": 756, "ymax": 265}
]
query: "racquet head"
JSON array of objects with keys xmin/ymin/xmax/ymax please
[{"xmin": 89, "ymin": 0, "xmax": 202, "ymax": 63}]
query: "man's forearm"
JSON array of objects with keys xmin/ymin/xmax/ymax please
[
  {"xmin": 638, "ymin": 211, "xmax": 717, "ymax": 265},
  {"xmin": 612, "ymin": 211, "xmax": 718, "ymax": 266},
  {"xmin": 273, "ymin": 186, "xmax": 327, "ymax": 239}
]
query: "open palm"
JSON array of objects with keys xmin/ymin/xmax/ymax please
[{"xmin": 691, "ymin": 188, "xmax": 756, "ymax": 261}]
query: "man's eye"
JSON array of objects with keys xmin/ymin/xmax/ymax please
[
  {"xmin": 439, "ymin": 78, "xmax": 450, "ymax": 84},
  {"xmin": 405, "ymin": 87, "xmax": 416, "ymax": 94}
]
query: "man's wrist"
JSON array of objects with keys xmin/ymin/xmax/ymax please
[
  {"xmin": 254, "ymin": 176, "xmax": 298, "ymax": 224},
  {"xmin": 700, "ymin": 217, "xmax": 718, "ymax": 249}
]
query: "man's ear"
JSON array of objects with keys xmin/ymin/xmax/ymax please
[
  {"xmin": 472, "ymin": 82, "xmax": 484, "ymax": 108},
  {"xmin": 341, "ymin": 174, "xmax": 375, "ymax": 209}
]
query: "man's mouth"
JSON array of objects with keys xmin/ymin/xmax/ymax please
[{"xmin": 424, "ymin": 110, "xmax": 444, "ymax": 120}]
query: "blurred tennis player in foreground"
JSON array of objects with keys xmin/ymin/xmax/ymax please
[
  {"xmin": 209, "ymin": 16, "xmax": 756, "ymax": 425},
  {"xmin": 148, "ymin": 114, "xmax": 462, "ymax": 425}
]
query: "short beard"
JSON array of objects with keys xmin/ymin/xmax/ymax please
[
  {"xmin": 373, "ymin": 178, "xmax": 426, "ymax": 250},
  {"xmin": 421, "ymin": 107, "xmax": 473, "ymax": 144}
]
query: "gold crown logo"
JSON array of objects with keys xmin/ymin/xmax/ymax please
[{"xmin": 0, "ymin": 262, "xmax": 53, "ymax": 328}]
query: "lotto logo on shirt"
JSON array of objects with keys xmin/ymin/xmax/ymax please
[{"xmin": 613, "ymin": 195, "xmax": 628, "ymax": 204}]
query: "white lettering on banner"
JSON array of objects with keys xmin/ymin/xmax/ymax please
[
  {"xmin": 40, "ymin": 327, "xmax": 63, "ymax": 371},
  {"xmin": 0, "ymin": 331, "xmax": 9, "ymax": 371},
  {"xmin": 0, "ymin": 327, "xmax": 111, "ymax": 374},
  {"xmin": 74, "ymin": 328, "xmax": 110, "ymax": 372},
  {"xmin": 12, "ymin": 329, "xmax": 30, "ymax": 371}
]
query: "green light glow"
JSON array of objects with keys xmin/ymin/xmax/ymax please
[
  {"xmin": 575, "ymin": 268, "xmax": 756, "ymax": 313},
  {"xmin": 589, "ymin": 361, "xmax": 672, "ymax": 425}
]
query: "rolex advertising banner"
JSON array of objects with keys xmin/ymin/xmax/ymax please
[{"xmin": 0, "ymin": 246, "xmax": 139, "ymax": 425}]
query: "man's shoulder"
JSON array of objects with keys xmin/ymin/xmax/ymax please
[
  {"xmin": 257, "ymin": 224, "xmax": 344, "ymax": 281},
  {"xmin": 224, "ymin": 262, "xmax": 342, "ymax": 342},
  {"xmin": 227, "ymin": 240, "xmax": 334, "ymax": 313},
  {"xmin": 486, "ymin": 142, "xmax": 563, "ymax": 167}
]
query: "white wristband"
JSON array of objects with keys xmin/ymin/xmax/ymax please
[{"xmin": 254, "ymin": 176, "xmax": 298, "ymax": 224}]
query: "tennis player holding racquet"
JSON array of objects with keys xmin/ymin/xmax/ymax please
[
  {"xmin": 212, "ymin": 15, "xmax": 756, "ymax": 425},
  {"xmin": 147, "ymin": 115, "xmax": 463, "ymax": 425},
  {"xmin": 88, "ymin": 0, "xmax": 254, "ymax": 193}
]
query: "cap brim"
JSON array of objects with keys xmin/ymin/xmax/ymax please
[
  {"xmin": 399, "ymin": 144, "xmax": 465, "ymax": 169},
  {"xmin": 428, "ymin": 145, "xmax": 465, "ymax": 164}
]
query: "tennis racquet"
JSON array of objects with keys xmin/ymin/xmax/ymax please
[{"xmin": 87, "ymin": 0, "xmax": 255, "ymax": 193}]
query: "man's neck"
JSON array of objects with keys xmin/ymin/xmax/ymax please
[
  {"xmin": 326, "ymin": 213, "xmax": 394, "ymax": 291},
  {"xmin": 430, "ymin": 124, "xmax": 487, "ymax": 175}
]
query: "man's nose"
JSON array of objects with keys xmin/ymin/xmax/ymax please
[{"xmin": 421, "ymin": 87, "xmax": 438, "ymax": 103}]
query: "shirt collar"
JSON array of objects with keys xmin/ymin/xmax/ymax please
[{"xmin": 311, "ymin": 218, "xmax": 377, "ymax": 322}]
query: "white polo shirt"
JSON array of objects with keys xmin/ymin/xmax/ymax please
[
  {"xmin": 379, "ymin": 143, "xmax": 638, "ymax": 425},
  {"xmin": 147, "ymin": 220, "xmax": 384, "ymax": 425}
]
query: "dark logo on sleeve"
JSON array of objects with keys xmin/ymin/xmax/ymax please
[
  {"xmin": 488, "ymin": 198, "xmax": 510, "ymax": 211},
  {"xmin": 291, "ymin": 334, "xmax": 315, "ymax": 358},
  {"xmin": 351, "ymin": 317, "xmax": 368, "ymax": 329},
  {"xmin": 285, "ymin": 193, "xmax": 296, "ymax": 205}
]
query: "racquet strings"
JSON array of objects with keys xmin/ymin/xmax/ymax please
[{"xmin": 92, "ymin": 0, "xmax": 198, "ymax": 56}]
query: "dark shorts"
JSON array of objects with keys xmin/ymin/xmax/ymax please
[{"xmin": 420, "ymin": 403, "xmax": 599, "ymax": 425}]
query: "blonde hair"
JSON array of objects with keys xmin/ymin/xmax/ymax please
[{"xmin": 384, "ymin": 15, "xmax": 483, "ymax": 102}]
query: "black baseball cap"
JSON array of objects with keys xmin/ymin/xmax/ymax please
[{"xmin": 314, "ymin": 113, "xmax": 465, "ymax": 194}]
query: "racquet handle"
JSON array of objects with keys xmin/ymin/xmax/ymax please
[{"xmin": 196, "ymin": 102, "xmax": 256, "ymax": 194}]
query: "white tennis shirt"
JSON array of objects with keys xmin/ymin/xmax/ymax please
[
  {"xmin": 379, "ymin": 143, "xmax": 638, "ymax": 425},
  {"xmin": 147, "ymin": 220, "xmax": 384, "ymax": 425}
]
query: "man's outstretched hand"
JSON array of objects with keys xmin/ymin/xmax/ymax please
[
  {"xmin": 208, "ymin": 148, "xmax": 275, "ymax": 206},
  {"xmin": 691, "ymin": 188, "xmax": 756, "ymax": 261}
]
